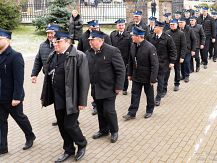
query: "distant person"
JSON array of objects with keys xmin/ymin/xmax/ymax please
[
  {"xmin": 126, "ymin": 10, "xmax": 149, "ymax": 36},
  {"xmin": 110, "ymin": 18, "xmax": 131, "ymax": 95},
  {"xmin": 0, "ymin": 28, "xmax": 36, "ymax": 155},
  {"xmin": 151, "ymin": 0, "xmax": 157, "ymax": 17},
  {"xmin": 68, "ymin": 10, "xmax": 83, "ymax": 44}
]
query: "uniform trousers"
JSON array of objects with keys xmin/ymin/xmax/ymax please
[
  {"xmin": 0, "ymin": 102, "xmax": 34, "ymax": 150},
  {"xmin": 95, "ymin": 96, "xmax": 118, "ymax": 134},
  {"xmin": 128, "ymin": 81, "xmax": 154, "ymax": 116}
]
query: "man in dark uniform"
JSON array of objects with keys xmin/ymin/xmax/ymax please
[
  {"xmin": 148, "ymin": 21, "xmax": 177, "ymax": 106},
  {"xmin": 0, "ymin": 28, "xmax": 36, "ymax": 155},
  {"xmin": 41, "ymin": 31, "xmax": 90, "ymax": 162},
  {"xmin": 178, "ymin": 17, "xmax": 197, "ymax": 82},
  {"xmin": 123, "ymin": 26, "xmax": 159, "ymax": 120},
  {"xmin": 163, "ymin": 13, "xmax": 172, "ymax": 31},
  {"xmin": 197, "ymin": 7, "xmax": 216, "ymax": 69},
  {"xmin": 77, "ymin": 20, "xmax": 111, "ymax": 115},
  {"xmin": 110, "ymin": 18, "xmax": 131, "ymax": 95},
  {"xmin": 189, "ymin": 16, "xmax": 206, "ymax": 72},
  {"xmin": 86, "ymin": 30, "xmax": 125, "ymax": 143},
  {"xmin": 148, "ymin": 16, "xmax": 157, "ymax": 35},
  {"xmin": 164, "ymin": 19, "xmax": 187, "ymax": 92},
  {"xmin": 126, "ymin": 10, "xmax": 149, "ymax": 36},
  {"xmin": 184, "ymin": 10, "xmax": 191, "ymax": 25},
  {"xmin": 31, "ymin": 24, "xmax": 59, "ymax": 126},
  {"xmin": 209, "ymin": 12, "xmax": 217, "ymax": 62},
  {"xmin": 174, "ymin": 11, "xmax": 182, "ymax": 22},
  {"xmin": 213, "ymin": 12, "xmax": 217, "ymax": 61}
]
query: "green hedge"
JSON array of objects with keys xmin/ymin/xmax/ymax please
[{"xmin": 0, "ymin": 1, "xmax": 21, "ymax": 30}]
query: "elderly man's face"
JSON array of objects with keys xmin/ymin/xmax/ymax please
[
  {"xmin": 0, "ymin": 37, "xmax": 9, "ymax": 51},
  {"xmin": 203, "ymin": 10, "xmax": 208, "ymax": 16},
  {"xmin": 190, "ymin": 19, "xmax": 196, "ymax": 26},
  {"xmin": 131, "ymin": 35, "xmax": 140, "ymax": 43},
  {"xmin": 116, "ymin": 23, "xmax": 125, "ymax": 32},
  {"xmin": 170, "ymin": 23, "xmax": 178, "ymax": 30},
  {"xmin": 133, "ymin": 15, "xmax": 141, "ymax": 23},
  {"xmin": 178, "ymin": 21, "xmax": 186, "ymax": 28},
  {"xmin": 52, "ymin": 38, "xmax": 69, "ymax": 54},
  {"xmin": 89, "ymin": 38, "xmax": 103, "ymax": 49},
  {"xmin": 47, "ymin": 31, "xmax": 55, "ymax": 42}
]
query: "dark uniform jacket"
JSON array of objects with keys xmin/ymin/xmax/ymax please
[
  {"xmin": 215, "ymin": 19, "xmax": 217, "ymax": 37},
  {"xmin": 166, "ymin": 29, "xmax": 187, "ymax": 60},
  {"xmin": 86, "ymin": 43, "xmax": 125, "ymax": 100},
  {"xmin": 197, "ymin": 14, "xmax": 216, "ymax": 38},
  {"xmin": 31, "ymin": 39, "xmax": 54, "ymax": 76},
  {"xmin": 41, "ymin": 45, "xmax": 90, "ymax": 115},
  {"xmin": 126, "ymin": 19, "xmax": 149, "ymax": 36},
  {"xmin": 68, "ymin": 14, "xmax": 83, "ymax": 40},
  {"xmin": 0, "ymin": 46, "xmax": 25, "ymax": 102},
  {"xmin": 77, "ymin": 30, "xmax": 111, "ymax": 53},
  {"xmin": 190, "ymin": 24, "xmax": 206, "ymax": 48},
  {"xmin": 110, "ymin": 30, "xmax": 131, "ymax": 65},
  {"xmin": 148, "ymin": 32, "xmax": 177, "ymax": 71},
  {"xmin": 180, "ymin": 25, "xmax": 197, "ymax": 53},
  {"xmin": 128, "ymin": 40, "xmax": 159, "ymax": 83}
]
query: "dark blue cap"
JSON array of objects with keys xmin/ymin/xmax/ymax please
[
  {"xmin": 155, "ymin": 21, "xmax": 165, "ymax": 27},
  {"xmin": 163, "ymin": 13, "xmax": 172, "ymax": 17},
  {"xmin": 88, "ymin": 30, "xmax": 105, "ymax": 39},
  {"xmin": 115, "ymin": 18, "xmax": 125, "ymax": 24},
  {"xmin": 202, "ymin": 7, "xmax": 209, "ymax": 11},
  {"xmin": 131, "ymin": 26, "xmax": 145, "ymax": 36},
  {"xmin": 133, "ymin": 10, "xmax": 142, "ymax": 16},
  {"xmin": 184, "ymin": 9, "xmax": 191, "ymax": 13},
  {"xmin": 175, "ymin": 11, "xmax": 182, "ymax": 15},
  {"xmin": 190, "ymin": 16, "xmax": 197, "ymax": 20},
  {"xmin": 178, "ymin": 17, "xmax": 186, "ymax": 22},
  {"xmin": 46, "ymin": 24, "xmax": 60, "ymax": 32},
  {"xmin": 54, "ymin": 31, "xmax": 71, "ymax": 40},
  {"xmin": 87, "ymin": 20, "xmax": 99, "ymax": 27},
  {"xmin": 212, "ymin": 12, "xmax": 217, "ymax": 16},
  {"xmin": 149, "ymin": 16, "xmax": 157, "ymax": 21},
  {"xmin": 194, "ymin": 9, "xmax": 200, "ymax": 13},
  {"xmin": 0, "ymin": 28, "xmax": 12, "ymax": 39},
  {"xmin": 170, "ymin": 19, "xmax": 178, "ymax": 24}
]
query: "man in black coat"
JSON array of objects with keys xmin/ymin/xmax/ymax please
[
  {"xmin": 148, "ymin": 21, "xmax": 177, "ymax": 106},
  {"xmin": 86, "ymin": 30, "xmax": 125, "ymax": 143},
  {"xmin": 123, "ymin": 26, "xmax": 159, "ymax": 120},
  {"xmin": 197, "ymin": 7, "xmax": 216, "ymax": 69},
  {"xmin": 148, "ymin": 16, "xmax": 157, "ymax": 35},
  {"xmin": 213, "ymin": 13, "xmax": 217, "ymax": 61},
  {"xmin": 164, "ymin": 19, "xmax": 187, "ymax": 92},
  {"xmin": 31, "ymin": 24, "xmax": 59, "ymax": 126},
  {"xmin": 178, "ymin": 18, "xmax": 197, "ymax": 82},
  {"xmin": 126, "ymin": 10, "xmax": 149, "ymax": 36},
  {"xmin": 77, "ymin": 20, "xmax": 111, "ymax": 115},
  {"xmin": 0, "ymin": 28, "xmax": 36, "ymax": 155},
  {"xmin": 190, "ymin": 16, "xmax": 206, "ymax": 72},
  {"xmin": 41, "ymin": 31, "xmax": 90, "ymax": 162},
  {"xmin": 163, "ymin": 13, "xmax": 172, "ymax": 31},
  {"xmin": 110, "ymin": 18, "xmax": 131, "ymax": 95}
]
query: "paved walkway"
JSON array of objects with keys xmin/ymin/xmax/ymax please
[{"xmin": 1, "ymin": 59, "xmax": 217, "ymax": 163}]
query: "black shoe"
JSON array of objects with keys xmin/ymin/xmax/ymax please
[
  {"xmin": 92, "ymin": 131, "xmax": 109, "ymax": 139},
  {"xmin": 122, "ymin": 114, "xmax": 136, "ymax": 121},
  {"xmin": 111, "ymin": 132, "xmax": 118, "ymax": 143},
  {"xmin": 75, "ymin": 146, "xmax": 86, "ymax": 161},
  {"xmin": 173, "ymin": 86, "xmax": 179, "ymax": 91},
  {"xmin": 122, "ymin": 91, "xmax": 128, "ymax": 95},
  {"xmin": 0, "ymin": 148, "xmax": 8, "ymax": 155},
  {"xmin": 204, "ymin": 65, "xmax": 207, "ymax": 69},
  {"xmin": 196, "ymin": 67, "xmax": 200, "ymax": 72},
  {"xmin": 55, "ymin": 153, "xmax": 72, "ymax": 163},
  {"xmin": 23, "ymin": 135, "xmax": 36, "ymax": 150},
  {"xmin": 155, "ymin": 100, "xmax": 160, "ymax": 106},
  {"xmin": 52, "ymin": 122, "xmax": 58, "ymax": 126},
  {"xmin": 161, "ymin": 92, "xmax": 166, "ymax": 98},
  {"xmin": 92, "ymin": 107, "xmax": 97, "ymax": 115},
  {"xmin": 184, "ymin": 77, "xmax": 189, "ymax": 83},
  {"xmin": 144, "ymin": 113, "xmax": 152, "ymax": 119},
  {"xmin": 213, "ymin": 58, "xmax": 217, "ymax": 62}
]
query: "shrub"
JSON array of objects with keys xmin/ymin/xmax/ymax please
[{"xmin": 0, "ymin": 0, "xmax": 21, "ymax": 30}]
